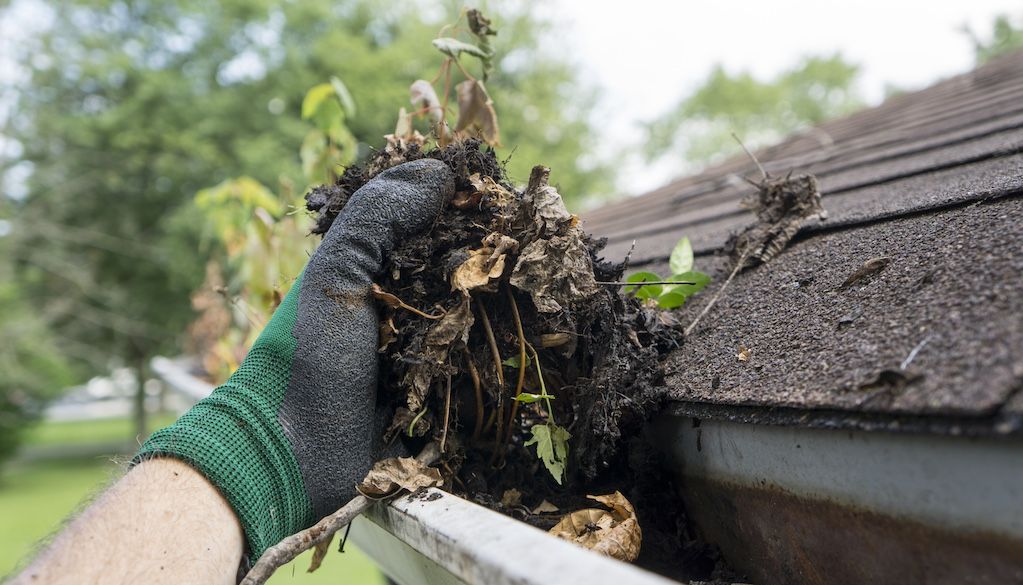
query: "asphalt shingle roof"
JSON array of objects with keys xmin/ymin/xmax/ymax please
[{"xmin": 583, "ymin": 51, "xmax": 1023, "ymax": 434}]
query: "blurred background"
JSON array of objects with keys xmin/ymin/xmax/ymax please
[{"xmin": 1, "ymin": 0, "xmax": 1020, "ymax": 581}]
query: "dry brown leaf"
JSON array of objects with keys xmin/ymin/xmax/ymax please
[
  {"xmin": 539, "ymin": 333, "xmax": 572, "ymax": 348},
  {"xmin": 524, "ymin": 166, "xmax": 572, "ymax": 233},
  {"xmin": 451, "ymin": 248, "xmax": 507, "ymax": 293},
  {"xmin": 357, "ymin": 456, "xmax": 443, "ymax": 499},
  {"xmin": 548, "ymin": 491, "xmax": 642, "ymax": 562},
  {"xmin": 501, "ymin": 488, "xmax": 523, "ymax": 508},
  {"xmin": 307, "ymin": 533, "xmax": 334, "ymax": 573},
  {"xmin": 454, "ymin": 80, "xmax": 499, "ymax": 145},
  {"xmin": 737, "ymin": 344, "xmax": 751, "ymax": 362},
  {"xmin": 409, "ymin": 79, "xmax": 443, "ymax": 124},
  {"xmin": 468, "ymin": 173, "xmax": 514, "ymax": 207},
  {"xmin": 531, "ymin": 500, "xmax": 560, "ymax": 514},
  {"xmin": 378, "ymin": 316, "xmax": 398, "ymax": 353}
]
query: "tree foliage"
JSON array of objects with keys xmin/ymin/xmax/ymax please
[
  {"xmin": 0, "ymin": 0, "xmax": 611, "ymax": 464},
  {"xmin": 964, "ymin": 13, "xmax": 1023, "ymax": 64},
  {"xmin": 644, "ymin": 54, "xmax": 863, "ymax": 167}
]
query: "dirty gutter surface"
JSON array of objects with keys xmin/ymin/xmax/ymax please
[{"xmin": 655, "ymin": 414, "xmax": 1023, "ymax": 585}]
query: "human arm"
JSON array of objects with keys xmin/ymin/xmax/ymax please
[{"xmin": 9, "ymin": 458, "xmax": 244, "ymax": 585}]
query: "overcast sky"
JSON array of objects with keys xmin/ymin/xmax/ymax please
[{"xmin": 547, "ymin": 0, "xmax": 1022, "ymax": 196}]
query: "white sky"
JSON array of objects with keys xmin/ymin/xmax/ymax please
[{"xmin": 547, "ymin": 0, "xmax": 1023, "ymax": 196}]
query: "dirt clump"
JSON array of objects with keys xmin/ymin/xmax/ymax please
[{"xmin": 307, "ymin": 139, "xmax": 726, "ymax": 582}]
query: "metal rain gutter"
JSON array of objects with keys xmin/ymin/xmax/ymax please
[
  {"xmin": 350, "ymin": 489, "xmax": 675, "ymax": 585},
  {"xmin": 653, "ymin": 413, "xmax": 1023, "ymax": 585}
]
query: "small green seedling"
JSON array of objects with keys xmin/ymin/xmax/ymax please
[
  {"xmin": 511, "ymin": 343, "xmax": 570, "ymax": 484},
  {"xmin": 623, "ymin": 236, "xmax": 711, "ymax": 309}
]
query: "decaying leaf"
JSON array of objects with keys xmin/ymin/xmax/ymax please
[
  {"xmin": 378, "ymin": 316, "xmax": 398, "ymax": 353},
  {"xmin": 727, "ymin": 173, "xmax": 825, "ymax": 270},
  {"xmin": 403, "ymin": 295, "xmax": 474, "ymax": 412},
  {"xmin": 357, "ymin": 456, "xmax": 443, "ymax": 499},
  {"xmin": 524, "ymin": 423, "xmax": 570, "ymax": 484},
  {"xmin": 409, "ymin": 79, "xmax": 443, "ymax": 124},
  {"xmin": 468, "ymin": 173, "xmax": 514, "ymax": 207},
  {"xmin": 523, "ymin": 165, "xmax": 572, "ymax": 233},
  {"xmin": 737, "ymin": 343, "xmax": 751, "ymax": 362},
  {"xmin": 549, "ymin": 491, "xmax": 642, "ymax": 562},
  {"xmin": 454, "ymin": 79, "xmax": 500, "ymax": 145},
  {"xmin": 307, "ymin": 533, "xmax": 334, "ymax": 573},
  {"xmin": 532, "ymin": 500, "xmax": 560, "ymax": 514},
  {"xmin": 450, "ymin": 234, "xmax": 518, "ymax": 293},
  {"xmin": 510, "ymin": 167, "xmax": 598, "ymax": 312},
  {"xmin": 501, "ymin": 488, "xmax": 523, "ymax": 508}
]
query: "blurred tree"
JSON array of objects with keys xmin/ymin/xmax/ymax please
[
  {"xmin": 1, "ymin": 0, "xmax": 610, "ymax": 448},
  {"xmin": 643, "ymin": 54, "xmax": 863, "ymax": 167},
  {"xmin": 964, "ymin": 13, "xmax": 1023, "ymax": 64}
]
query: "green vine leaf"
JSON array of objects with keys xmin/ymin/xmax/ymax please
[
  {"xmin": 525, "ymin": 423, "xmax": 571, "ymax": 484},
  {"xmin": 623, "ymin": 271, "xmax": 662, "ymax": 300},
  {"xmin": 502, "ymin": 355, "xmax": 532, "ymax": 369},
  {"xmin": 669, "ymin": 236, "xmax": 694, "ymax": 275},
  {"xmin": 515, "ymin": 392, "xmax": 555, "ymax": 404},
  {"xmin": 432, "ymin": 37, "xmax": 490, "ymax": 60}
]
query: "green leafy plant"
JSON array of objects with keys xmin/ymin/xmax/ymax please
[
  {"xmin": 508, "ymin": 342, "xmax": 569, "ymax": 484},
  {"xmin": 300, "ymin": 76, "xmax": 358, "ymax": 184},
  {"xmin": 394, "ymin": 8, "xmax": 501, "ymax": 148},
  {"xmin": 624, "ymin": 236, "xmax": 711, "ymax": 309}
]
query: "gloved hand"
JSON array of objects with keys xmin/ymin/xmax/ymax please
[{"xmin": 137, "ymin": 159, "xmax": 455, "ymax": 559}]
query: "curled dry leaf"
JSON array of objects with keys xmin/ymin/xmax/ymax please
[
  {"xmin": 468, "ymin": 173, "xmax": 514, "ymax": 207},
  {"xmin": 378, "ymin": 316, "xmax": 398, "ymax": 353},
  {"xmin": 455, "ymin": 79, "xmax": 499, "ymax": 145},
  {"xmin": 450, "ymin": 233, "xmax": 519, "ymax": 293},
  {"xmin": 357, "ymin": 456, "xmax": 444, "ymax": 499},
  {"xmin": 409, "ymin": 79, "xmax": 444, "ymax": 124},
  {"xmin": 510, "ymin": 166, "xmax": 598, "ymax": 313},
  {"xmin": 532, "ymin": 500, "xmax": 560, "ymax": 514},
  {"xmin": 549, "ymin": 491, "xmax": 642, "ymax": 562},
  {"xmin": 307, "ymin": 534, "xmax": 334, "ymax": 573},
  {"xmin": 737, "ymin": 343, "xmax": 751, "ymax": 362}
]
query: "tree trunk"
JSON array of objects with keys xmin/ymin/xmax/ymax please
[{"xmin": 134, "ymin": 356, "xmax": 148, "ymax": 440}]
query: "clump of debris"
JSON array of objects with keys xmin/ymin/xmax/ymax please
[{"xmin": 306, "ymin": 138, "xmax": 715, "ymax": 578}]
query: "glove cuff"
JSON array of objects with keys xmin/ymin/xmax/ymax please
[{"xmin": 135, "ymin": 278, "xmax": 313, "ymax": 557}]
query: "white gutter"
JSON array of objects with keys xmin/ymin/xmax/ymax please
[{"xmin": 351, "ymin": 488, "xmax": 676, "ymax": 585}]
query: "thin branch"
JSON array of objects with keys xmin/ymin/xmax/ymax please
[
  {"xmin": 440, "ymin": 368, "xmax": 453, "ymax": 453},
  {"xmin": 732, "ymin": 132, "xmax": 768, "ymax": 181},
  {"xmin": 596, "ymin": 280, "xmax": 698, "ymax": 286},
  {"xmin": 241, "ymin": 444, "xmax": 441, "ymax": 585},
  {"xmin": 684, "ymin": 250, "xmax": 749, "ymax": 337},
  {"xmin": 462, "ymin": 347, "xmax": 484, "ymax": 441},
  {"xmin": 503, "ymin": 286, "xmax": 527, "ymax": 449}
]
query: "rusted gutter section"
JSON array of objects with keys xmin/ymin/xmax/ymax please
[
  {"xmin": 654, "ymin": 414, "xmax": 1023, "ymax": 585},
  {"xmin": 350, "ymin": 488, "xmax": 676, "ymax": 585}
]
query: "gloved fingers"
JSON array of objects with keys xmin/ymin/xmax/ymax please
[{"xmin": 314, "ymin": 158, "xmax": 455, "ymax": 276}]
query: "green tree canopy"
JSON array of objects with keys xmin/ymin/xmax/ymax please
[
  {"xmin": 964, "ymin": 13, "xmax": 1023, "ymax": 64},
  {"xmin": 643, "ymin": 53, "xmax": 863, "ymax": 167}
]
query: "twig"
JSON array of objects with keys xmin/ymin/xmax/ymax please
[
  {"xmin": 732, "ymin": 132, "xmax": 767, "ymax": 181},
  {"xmin": 503, "ymin": 287, "xmax": 527, "ymax": 448},
  {"xmin": 240, "ymin": 444, "xmax": 441, "ymax": 585},
  {"xmin": 474, "ymin": 296, "xmax": 504, "ymax": 444},
  {"xmin": 440, "ymin": 369, "xmax": 453, "ymax": 453},
  {"xmin": 684, "ymin": 251, "xmax": 749, "ymax": 337},
  {"xmin": 595, "ymin": 280, "xmax": 698, "ymax": 286},
  {"xmin": 462, "ymin": 348, "xmax": 484, "ymax": 440}
]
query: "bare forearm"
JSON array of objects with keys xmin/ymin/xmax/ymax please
[{"xmin": 11, "ymin": 458, "xmax": 244, "ymax": 585}]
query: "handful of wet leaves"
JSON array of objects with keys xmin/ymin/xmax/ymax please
[{"xmin": 305, "ymin": 139, "xmax": 680, "ymax": 562}]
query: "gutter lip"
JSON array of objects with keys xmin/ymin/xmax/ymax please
[{"xmin": 665, "ymin": 399, "xmax": 1023, "ymax": 438}]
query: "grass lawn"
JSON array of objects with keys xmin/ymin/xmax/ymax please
[{"xmin": 1, "ymin": 418, "xmax": 385, "ymax": 584}]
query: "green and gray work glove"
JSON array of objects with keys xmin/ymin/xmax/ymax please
[{"xmin": 137, "ymin": 159, "xmax": 455, "ymax": 558}]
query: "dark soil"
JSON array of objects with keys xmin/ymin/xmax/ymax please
[{"xmin": 306, "ymin": 139, "xmax": 736, "ymax": 583}]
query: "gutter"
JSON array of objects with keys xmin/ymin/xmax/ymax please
[{"xmin": 653, "ymin": 413, "xmax": 1023, "ymax": 585}]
